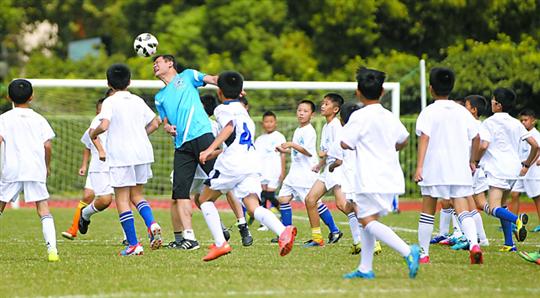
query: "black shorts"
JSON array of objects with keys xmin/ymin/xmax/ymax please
[{"xmin": 172, "ymin": 133, "xmax": 216, "ymax": 199}]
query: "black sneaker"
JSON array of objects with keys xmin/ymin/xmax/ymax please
[
  {"xmin": 328, "ymin": 231, "xmax": 343, "ymax": 244},
  {"xmin": 238, "ymin": 223, "xmax": 253, "ymax": 246},
  {"xmin": 270, "ymin": 236, "xmax": 279, "ymax": 243},
  {"xmin": 78, "ymin": 208, "xmax": 91, "ymax": 234},
  {"xmin": 223, "ymin": 228, "xmax": 231, "ymax": 241},
  {"xmin": 177, "ymin": 239, "xmax": 200, "ymax": 250},
  {"xmin": 164, "ymin": 241, "xmax": 179, "ymax": 249}
]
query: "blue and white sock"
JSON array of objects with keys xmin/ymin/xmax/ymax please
[
  {"xmin": 318, "ymin": 203, "xmax": 339, "ymax": 234},
  {"xmin": 418, "ymin": 213, "xmax": 435, "ymax": 256},
  {"xmin": 136, "ymin": 200, "xmax": 155, "ymax": 229},
  {"xmin": 119, "ymin": 211, "xmax": 138, "ymax": 246},
  {"xmin": 348, "ymin": 212, "xmax": 361, "ymax": 245},
  {"xmin": 500, "ymin": 218, "xmax": 514, "ymax": 247},
  {"xmin": 439, "ymin": 208, "xmax": 453, "ymax": 236},
  {"xmin": 280, "ymin": 203, "xmax": 292, "ymax": 226},
  {"xmin": 492, "ymin": 206, "xmax": 518, "ymax": 223}
]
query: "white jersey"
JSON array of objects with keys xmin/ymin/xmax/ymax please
[
  {"xmin": 480, "ymin": 112, "xmax": 531, "ymax": 179},
  {"xmin": 519, "ymin": 127, "xmax": 540, "ymax": 179},
  {"xmin": 255, "ymin": 131, "xmax": 287, "ymax": 182},
  {"xmin": 99, "ymin": 91, "xmax": 156, "ymax": 167},
  {"xmin": 320, "ymin": 117, "xmax": 342, "ymax": 154},
  {"xmin": 80, "ymin": 115, "xmax": 109, "ymax": 173},
  {"xmin": 0, "ymin": 108, "xmax": 55, "ymax": 183},
  {"xmin": 341, "ymin": 103, "xmax": 408, "ymax": 194},
  {"xmin": 416, "ymin": 100, "xmax": 479, "ymax": 186},
  {"xmin": 213, "ymin": 101, "xmax": 259, "ymax": 175},
  {"xmin": 283, "ymin": 124, "xmax": 319, "ymax": 187},
  {"xmin": 327, "ymin": 140, "xmax": 357, "ymax": 193}
]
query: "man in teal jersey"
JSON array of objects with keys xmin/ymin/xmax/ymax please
[{"xmin": 154, "ymin": 54, "xmax": 218, "ymax": 250}]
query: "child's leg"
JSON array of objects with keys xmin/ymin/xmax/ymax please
[
  {"xmin": 453, "ymin": 197, "xmax": 478, "ymax": 248},
  {"xmin": 199, "ymin": 186, "xmax": 227, "ymax": 247},
  {"xmin": 0, "ymin": 201, "xmax": 6, "ymax": 215},
  {"xmin": 278, "ymin": 195, "xmax": 293, "ymax": 226},
  {"xmin": 418, "ymin": 196, "xmax": 437, "ymax": 257},
  {"xmin": 81, "ymin": 194, "xmax": 112, "ymax": 222},
  {"xmin": 116, "ymin": 187, "xmax": 138, "ymax": 246},
  {"xmin": 487, "ymin": 187, "xmax": 515, "ymax": 247},
  {"xmin": 363, "ymin": 215, "xmax": 411, "ymax": 257},
  {"xmin": 451, "ymin": 209, "xmax": 463, "ymax": 238},
  {"xmin": 467, "ymin": 196, "xmax": 487, "ymax": 243},
  {"xmin": 65, "ymin": 188, "xmax": 94, "ymax": 237},
  {"xmin": 357, "ymin": 223, "xmax": 375, "ymax": 273},
  {"xmin": 510, "ymin": 191, "xmax": 520, "ymax": 214},
  {"xmin": 305, "ymin": 180, "xmax": 327, "ymax": 243},
  {"xmin": 265, "ymin": 187, "xmax": 280, "ymax": 210},
  {"xmin": 36, "ymin": 200, "xmax": 57, "ymax": 254},
  {"xmin": 534, "ymin": 196, "xmax": 540, "ymax": 224},
  {"xmin": 170, "ymin": 200, "xmax": 184, "ymax": 243},
  {"xmin": 439, "ymin": 200, "xmax": 453, "ymax": 236},
  {"xmin": 226, "ymin": 191, "xmax": 246, "ymax": 225},
  {"xmin": 245, "ymin": 195, "xmax": 285, "ymax": 236}
]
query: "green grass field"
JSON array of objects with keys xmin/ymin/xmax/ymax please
[{"xmin": 1, "ymin": 208, "xmax": 539, "ymax": 298}]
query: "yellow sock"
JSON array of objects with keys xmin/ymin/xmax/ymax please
[
  {"xmin": 78, "ymin": 200, "xmax": 89, "ymax": 208},
  {"xmin": 311, "ymin": 227, "xmax": 323, "ymax": 242}
]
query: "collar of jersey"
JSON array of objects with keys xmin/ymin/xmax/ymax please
[{"xmin": 223, "ymin": 99, "xmax": 241, "ymax": 105}]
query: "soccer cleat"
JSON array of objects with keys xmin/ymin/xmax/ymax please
[
  {"xmin": 515, "ymin": 213, "xmax": 528, "ymax": 242},
  {"xmin": 257, "ymin": 225, "xmax": 269, "ymax": 231},
  {"xmin": 518, "ymin": 251, "xmax": 540, "ymax": 263},
  {"xmin": 270, "ymin": 236, "xmax": 279, "ymax": 243},
  {"xmin": 438, "ymin": 238, "xmax": 451, "ymax": 245},
  {"xmin": 164, "ymin": 241, "xmax": 179, "ymax": 249},
  {"xmin": 451, "ymin": 238, "xmax": 469, "ymax": 251},
  {"xmin": 119, "ymin": 243, "xmax": 144, "ymax": 256},
  {"xmin": 343, "ymin": 270, "xmax": 375, "ymax": 280},
  {"xmin": 222, "ymin": 227, "xmax": 231, "ymax": 242},
  {"xmin": 303, "ymin": 239, "xmax": 324, "ymax": 248},
  {"xmin": 350, "ymin": 243, "xmax": 361, "ymax": 255},
  {"xmin": 78, "ymin": 208, "xmax": 91, "ymax": 235},
  {"xmin": 430, "ymin": 234, "xmax": 448, "ymax": 244},
  {"xmin": 177, "ymin": 239, "xmax": 200, "ymax": 250},
  {"xmin": 61, "ymin": 231, "xmax": 76, "ymax": 240},
  {"xmin": 48, "ymin": 249, "xmax": 59, "ymax": 262},
  {"xmin": 328, "ymin": 231, "xmax": 343, "ymax": 244},
  {"xmin": 148, "ymin": 222, "xmax": 162, "ymax": 250},
  {"xmin": 278, "ymin": 226, "xmax": 297, "ymax": 256},
  {"xmin": 479, "ymin": 239, "xmax": 490, "ymax": 247},
  {"xmin": 532, "ymin": 225, "xmax": 540, "ymax": 232},
  {"xmin": 374, "ymin": 241, "xmax": 382, "ymax": 255},
  {"xmin": 405, "ymin": 244, "xmax": 420, "ymax": 278},
  {"xmin": 203, "ymin": 242, "xmax": 232, "ymax": 261},
  {"xmin": 499, "ymin": 245, "xmax": 517, "ymax": 252},
  {"xmin": 419, "ymin": 255, "xmax": 430, "ymax": 264},
  {"xmin": 469, "ymin": 244, "xmax": 483, "ymax": 264},
  {"xmin": 238, "ymin": 223, "xmax": 253, "ymax": 246}
]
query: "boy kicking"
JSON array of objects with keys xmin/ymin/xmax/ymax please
[{"xmin": 0, "ymin": 79, "xmax": 59, "ymax": 262}]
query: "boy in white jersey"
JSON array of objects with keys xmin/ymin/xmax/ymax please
[
  {"xmin": 254, "ymin": 111, "xmax": 286, "ymax": 220},
  {"xmin": 91, "ymin": 64, "xmax": 162, "ymax": 256},
  {"xmin": 198, "ymin": 71, "xmax": 296, "ymax": 261},
  {"xmin": 415, "ymin": 67, "xmax": 483, "ymax": 264},
  {"xmin": 341, "ymin": 67, "xmax": 419, "ymax": 279},
  {"xmin": 476, "ymin": 88, "xmax": 538, "ymax": 252},
  {"xmin": 511, "ymin": 109, "xmax": 540, "ymax": 233},
  {"xmin": 0, "ymin": 79, "xmax": 58, "ymax": 262}
]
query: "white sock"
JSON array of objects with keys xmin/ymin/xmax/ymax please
[
  {"xmin": 183, "ymin": 229, "xmax": 196, "ymax": 241},
  {"xmin": 200, "ymin": 202, "xmax": 225, "ymax": 246},
  {"xmin": 254, "ymin": 206, "xmax": 285, "ymax": 236},
  {"xmin": 41, "ymin": 214, "xmax": 57, "ymax": 252},
  {"xmin": 439, "ymin": 208, "xmax": 452, "ymax": 235},
  {"xmin": 451, "ymin": 210, "xmax": 463, "ymax": 237},
  {"xmin": 365, "ymin": 221, "xmax": 411, "ymax": 257},
  {"xmin": 418, "ymin": 213, "xmax": 435, "ymax": 256},
  {"xmin": 471, "ymin": 210, "xmax": 487, "ymax": 241},
  {"xmin": 358, "ymin": 226, "xmax": 375, "ymax": 273},
  {"xmin": 347, "ymin": 212, "xmax": 361, "ymax": 245},
  {"xmin": 82, "ymin": 202, "xmax": 99, "ymax": 221},
  {"xmin": 237, "ymin": 217, "xmax": 246, "ymax": 225},
  {"xmin": 457, "ymin": 211, "xmax": 478, "ymax": 248}
]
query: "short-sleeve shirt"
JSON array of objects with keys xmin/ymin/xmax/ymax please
[
  {"xmin": 479, "ymin": 112, "xmax": 531, "ymax": 179},
  {"xmin": 415, "ymin": 100, "xmax": 478, "ymax": 186},
  {"xmin": 327, "ymin": 138, "xmax": 358, "ymax": 194},
  {"xmin": 213, "ymin": 101, "xmax": 259, "ymax": 176},
  {"xmin": 154, "ymin": 69, "xmax": 211, "ymax": 148},
  {"xmin": 283, "ymin": 124, "xmax": 319, "ymax": 187},
  {"xmin": 99, "ymin": 91, "xmax": 156, "ymax": 167},
  {"xmin": 320, "ymin": 117, "xmax": 342, "ymax": 153},
  {"xmin": 0, "ymin": 108, "xmax": 55, "ymax": 182},
  {"xmin": 255, "ymin": 131, "xmax": 287, "ymax": 181},
  {"xmin": 341, "ymin": 103, "xmax": 408, "ymax": 194},
  {"xmin": 519, "ymin": 127, "xmax": 540, "ymax": 179},
  {"xmin": 80, "ymin": 115, "xmax": 109, "ymax": 173}
]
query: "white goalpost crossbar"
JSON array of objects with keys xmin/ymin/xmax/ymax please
[{"xmin": 27, "ymin": 79, "xmax": 401, "ymax": 116}]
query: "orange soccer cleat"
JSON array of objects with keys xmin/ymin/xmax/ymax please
[
  {"xmin": 278, "ymin": 226, "xmax": 297, "ymax": 256},
  {"xmin": 203, "ymin": 242, "xmax": 232, "ymax": 262}
]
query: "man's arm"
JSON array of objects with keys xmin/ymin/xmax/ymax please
[
  {"xmin": 44, "ymin": 140, "xmax": 52, "ymax": 177},
  {"xmin": 203, "ymin": 75, "xmax": 218, "ymax": 86},
  {"xmin": 200, "ymin": 121, "xmax": 234, "ymax": 164},
  {"xmin": 162, "ymin": 117, "xmax": 177, "ymax": 136}
]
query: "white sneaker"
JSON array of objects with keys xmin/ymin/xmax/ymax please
[
  {"xmin": 479, "ymin": 239, "xmax": 490, "ymax": 247},
  {"xmin": 149, "ymin": 222, "xmax": 162, "ymax": 250},
  {"xmin": 257, "ymin": 225, "xmax": 269, "ymax": 231}
]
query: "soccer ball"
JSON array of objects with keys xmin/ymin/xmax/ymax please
[{"xmin": 133, "ymin": 33, "xmax": 158, "ymax": 57}]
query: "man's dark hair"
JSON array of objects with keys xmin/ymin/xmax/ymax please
[
  {"xmin": 340, "ymin": 102, "xmax": 361, "ymax": 125},
  {"xmin": 324, "ymin": 93, "xmax": 344, "ymax": 108},
  {"xmin": 262, "ymin": 111, "xmax": 276, "ymax": 120},
  {"xmin": 8, "ymin": 79, "xmax": 33, "ymax": 104},
  {"xmin": 217, "ymin": 71, "xmax": 243, "ymax": 99},
  {"xmin": 465, "ymin": 95, "xmax": 488, "ymax": 116},
  {"xmin": 200, "ymin": 94, "xmax": 218, "ymax": 117},
  {"xmin": 106, "ymin": 64, "xmax": 131, "ymax": 90},
  {"xmin": 493, "ymin": 87, "xmax": 516, "ymax": 112},
  {"xmin": 356, "ymin": 67, "xmax": 386, "ymax": 100},
  {"xmin": 429, "ymin": 67, "xmax": 455, "ymax": 97},
  {"xmin": 518, "ymin": 108, "xmax": 536, "ymax": 119},
  {"xmin": 299, "ymin": 99, "xmax": 316, "ymax": 113}
]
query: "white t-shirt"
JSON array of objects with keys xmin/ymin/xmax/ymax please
[
  {"xmin": 416, "ymin": 100, "xmax": 478, "ymax": 186},
  {"xmin": 0, "ymin": 108, "xmax": 55, "ymax": 182},
  {"xmin": 213, "ymin": 101, "xmax": 259, "ymax": 176},
  {"xmin": 320, "ymin": 117, "xmax": 342, "ymax": 154},
  {"xmin": 480, "ymin": 112, "xmax": 530, "ymax": 179},
  {"xmin": 255, "ymin": 131, "xmax": 287, "ymax": 181},
  {"xmin": 327, "ymin": 139, "xmax": 357, "ymax": 193},
  {"xmin": 518, "ymin": 127, "xmax": 540, "ymax": 179},
  {"xmin": 99, "ymin": 91, "xmax": 156, "ymax": 167},
  {"xmin": 80, "ymin": 115, "xmax": 109, "ymax": 173},
  {"xmin": 341, "ymin": 103, "xmax": 408, "ymax": 194},
  {"xmin": 283, "ymin": 124, "xmax": 319, "ymax": 187}
]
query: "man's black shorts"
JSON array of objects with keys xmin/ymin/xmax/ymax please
[{"xmin": 172, "ymin": 133, "xmax": 216, "ymax": 199}]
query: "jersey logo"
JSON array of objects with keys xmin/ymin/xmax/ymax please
[
  {"xmin": 239, "ymin": 122, "xmax": 254, "ymax": 150},
  {"xmin": 174, "ymin": 77, "xmax": 185, "ymax": 89}
]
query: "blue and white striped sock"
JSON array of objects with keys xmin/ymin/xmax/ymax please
[
  {"xmin": 136, "ymin": 200, "xmax": 155, "ymax": 229},
  {"xmin": 318, "ymin": 203, "xmax": 339, "ymax": 234},
  {"xmin": 119, "ymin": 211, "xmax": 138, "ymax": 246},
  {"xmin": 279, "ymin": 203, "xmax": 292, "ymax": 226},
  {"xmin": 418, "ymin": 213, "xmax": 435, "ymax": 256}
]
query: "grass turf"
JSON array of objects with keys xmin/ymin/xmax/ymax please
[{"xmin": 1, "ymin": 207, "xmax": 539, "ymax": 297}]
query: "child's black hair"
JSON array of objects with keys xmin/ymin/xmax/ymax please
[
  {"xmin": 518, "ymin": 108, "xmax": 536, "ymax": 119},
  {"xmin": 299, "ymin": 99, "xmax": 316, "ymax": 113},
  {"xmin": 200, "ymin": 94, "xmax": 218, "ymax": 117},
  {"xmin": 106, "ymin": 64, "xmax": 131, "ymax": 90},
  {"xmin": 217, "ymin": 71, "xmax": 243, "ymax": 99},
  {"xmin": 262, "ymin": 111, "xmax": 276, "ymax": 119},
  {"xmin": 8, "ymin": 79, "xmax": 33, "ymax": 104},
  {"xmin": 356, "ymin": 67, "xmax": 386, "ymax": 100},
  {"xmin": 339, "ymin": 102, "xmax": 361, "ymax": 124},
  {"xmin": 324, "ymin": 93, "xmax": 344, "ymax": 110},
  {"xmin": 429, "ymin": 67, "xmax": 455, "ymax": 97},
  {"xmin": 465, "ymin": 95, "xmax": 488, "ymax": 116},
  {"xmin": 492, "ymin": 87, "xmax": 516, "ymax": 112}
]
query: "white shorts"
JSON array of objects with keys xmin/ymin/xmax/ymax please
[
  {"xmin": 318, "ymin": 169, "xmax": 341, "ymax": 190},
  {"xmin": 512, "ymin": 179, "xmax": 540, "ymax": 198},
  {"xmin": 0, "ymin": 181, "xmax": 49, "ymax": 203},
  {"xmin": 278, "ymin": 183, "xmax": 311, "ymax": 202},
  {"xmin": 473, "ymin": 168, "xmax": 489, "ymax": 195},
  {"xmin": 486, "ymin": 173, "xmax": 516, "ymax": 190},
  {"xmin": 421, "ymin": 185, "xmax": 473, "ymax": 199},
  {"xmin": 88, "ymin": 172, "xmax": 113, "ymax": 196},
  {"xmin": 260, "ymin": 178, "xmax": 280, "ymax": 190},
  {"xmin": 207, "ymin": 171, "xmax": 262, "ymax": 200},
  {"xmin": 190, "ymin": 178, "xmax": 205, "ymax": 195},
  {"xmin": 352, "ymin": 193, "xmax": 394, "ymax": 219},
  {"xmin": 84, "ymin": 176, "xmax": 93, "ymax": 190},
  {"xmin": 109, "ymin": 163, "xmax": 153, "ymax": 187}
]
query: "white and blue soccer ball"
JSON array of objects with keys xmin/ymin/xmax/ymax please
[{"xmin": 133, "ymin": 33, "xmax": 158, "ymax": 57}]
